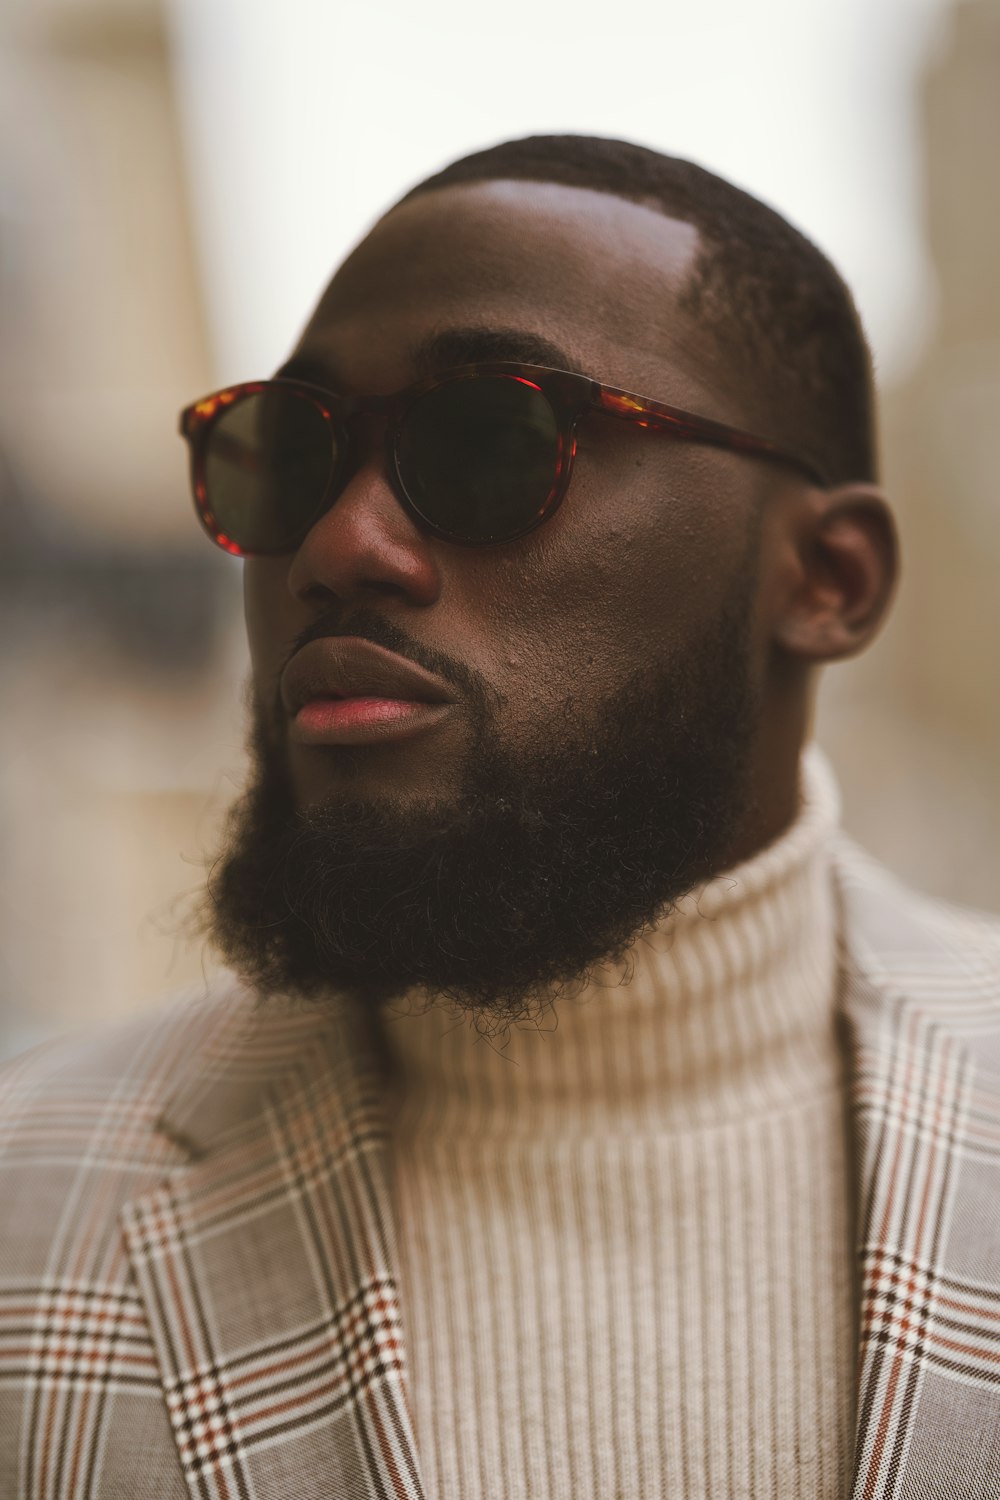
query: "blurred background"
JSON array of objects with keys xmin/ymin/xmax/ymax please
[{"xmin": 1, "ymin": 0, "xmax": 998, "ymax": 1058}]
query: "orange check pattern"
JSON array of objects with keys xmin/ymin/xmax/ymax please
[{"xmin": 1, "ymin": 833, "xmax": 998, "ymax": 1498}]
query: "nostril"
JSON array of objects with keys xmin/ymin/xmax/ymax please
[{"xmin": 295, "ymin": 578, "xmax": 339, "ymax": 609}]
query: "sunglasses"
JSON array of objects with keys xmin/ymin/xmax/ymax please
[{"xmin": 179, "ymin": 362, "xmax": 828, "ymax": 557}]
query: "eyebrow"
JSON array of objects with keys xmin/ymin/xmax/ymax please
[
  {"xmin": 411, "ymin": 325, "xmax": 585, "ymax": 377},
  {"xmin": 274, "ymin": 325, "xmax": 586, "ymax": 390}
]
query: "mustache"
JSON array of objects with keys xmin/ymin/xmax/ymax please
[{"xmin": 280, "ymin": 606, "xmax": 499, "ymax": 718}]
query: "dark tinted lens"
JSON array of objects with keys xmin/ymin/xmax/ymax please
[
  {"xmin": 396, "ymin": 375, "xmax": 561, "ymax": 542},
  {"xmin": 202, "ymin": 388, "xmax": 335, "ymax": 553}
]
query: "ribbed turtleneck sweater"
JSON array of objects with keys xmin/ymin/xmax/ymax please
[{"xmin": 381, "ymin": 743, "xmax": 857, "ymax": 1500}]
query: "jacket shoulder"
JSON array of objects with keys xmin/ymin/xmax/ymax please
[
  {"xmin": 0, "ymin": 973, "xmax": 260, "ymax": 1247},
  {"xmin": 0, "ymin": 971, "xmax": 256, "ymax": 1134},
  {"xmin": 832, "ymin": 832, "xmax": 1000, "ymax": 1009}
]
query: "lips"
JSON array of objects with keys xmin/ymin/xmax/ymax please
[{"xmin": 280, "ymin": 636, "xmax": 456, "ymax": 721}]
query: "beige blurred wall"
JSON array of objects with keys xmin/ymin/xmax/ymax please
[
  {"xmin": 1, "ymin": 0, "xmax": 997, "ymax": 1059},
  {"xmin": 815, "ymin": 0, "xmax": 1000, "ymax": 912},
  {"xmin": 0, "ymin": 0, "xmax": 244, "ymax": 1057},
  {"xmin": 0, "ymin": 0, "xmax": 212, "ymax": 543}
]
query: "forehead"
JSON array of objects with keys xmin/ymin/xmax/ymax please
[{"xmin": 295, "ymin": 180, "xmax": 718, "ymax": 406}]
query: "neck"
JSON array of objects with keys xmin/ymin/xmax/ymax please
[{"xmin": 725, "ymin": 684, "xmax": 812, "ymax": 869}]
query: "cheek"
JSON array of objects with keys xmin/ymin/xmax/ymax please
[{"xmin": 456, "ymin": 446, "xmax": 753, "ymax": 711}]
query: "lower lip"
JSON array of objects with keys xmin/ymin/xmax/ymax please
[{"xmin": 291, "ymin": 697, "xmax": 452, "ymax": 746}]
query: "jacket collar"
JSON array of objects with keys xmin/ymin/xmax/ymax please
[{"xmin": 124, "ymin": 838, "xmax": 994, "ymax": 1500}]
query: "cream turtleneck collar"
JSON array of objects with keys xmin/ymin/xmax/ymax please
[{"xmin": 379, "ymin": 742, "xmax": 843, "ymax": 1135}]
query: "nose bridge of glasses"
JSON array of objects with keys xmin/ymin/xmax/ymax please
[
  {"xmin": 322, "ymin": 390, "xmax": 392, "ymax": 485},
  {"xmin": 312, "ymin": 391, "xmax": 416, "ymax": 536}
]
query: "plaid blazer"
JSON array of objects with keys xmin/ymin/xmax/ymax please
[{"xmin": 1, "ymin": 833, "xmax": 998, "ymax": 1499}]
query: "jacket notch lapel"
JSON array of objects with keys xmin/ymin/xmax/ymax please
[{"xmin": 122, "ymin": 999, "xmax": 424, "ymax": 1500}]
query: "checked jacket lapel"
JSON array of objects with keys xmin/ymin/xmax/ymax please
[
  {"xmin": 835, "ymin": 838, "xmax": 1000, "ymax": 1500},
  {"xmin": 121, "ymin": 997, "xmax": 424, "ymax": 1500}
]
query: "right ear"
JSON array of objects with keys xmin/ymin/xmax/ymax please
[{"xmin": 767, "ymin": 483, "xmax": 900, "ymax": 664}]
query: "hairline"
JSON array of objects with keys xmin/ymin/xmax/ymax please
[{"xmin": 393, "ymin": 137, "xmax": 878, "ymax": 485}]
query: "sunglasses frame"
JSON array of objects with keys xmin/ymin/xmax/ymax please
[{"xmin": 179, "ymin": 362, "xmax": 829, "ymax": 557}]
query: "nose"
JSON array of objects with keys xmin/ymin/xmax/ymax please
[{"xmin": 286, "ymin": 446, "xmax": 442, "ymax": 609}]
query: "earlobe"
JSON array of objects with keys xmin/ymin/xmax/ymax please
[{"xmin": 772, "ymin": 484, "xmax": 900, "ymax": 663}]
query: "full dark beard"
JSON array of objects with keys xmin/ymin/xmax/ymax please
[{"xmin": 204, "ymin": 586, "xmax": 762, "ymax": 1031}]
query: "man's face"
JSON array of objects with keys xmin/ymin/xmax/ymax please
[
  {"xmin": 212, "ymin": 180, "xmax": 781, "ymax": 1022},
  {"xmin": 247, "ymin": 181, "xmax": 772, "ymax": 805}
]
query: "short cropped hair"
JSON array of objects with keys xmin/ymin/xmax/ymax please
[{"xmin": 396, "ymin": 135, "xmax": 877, "ymax": 486}]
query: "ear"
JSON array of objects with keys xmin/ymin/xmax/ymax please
[{"xmin": 771, "ymin": 484, "xmax": 900, "ymax": 662}]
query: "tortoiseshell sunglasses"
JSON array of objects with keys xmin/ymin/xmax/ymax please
[{"xmin": 179, "ymin": 363, "xmax": 827, "ymax": 556}]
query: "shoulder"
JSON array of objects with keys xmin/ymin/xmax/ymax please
[
  {"xmin": 0, "ymin": 972, "xmax": 355, "ymax": 1230},
  {"xmin": 831, "ymin": 832, "xmax": 1000, "ymax": 1031},
  {"xmin": 0, "ymin": 973, "xmax": 262, "ymax": 1253},
  {"xmin": 832, "ymin": 832, "xmax": 1000, "ymax": 959},
  {"xmin": 0, "ymin": 970, "xmax": 257, "ymax": 1135}
]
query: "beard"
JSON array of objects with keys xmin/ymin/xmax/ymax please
[{"xmin": 204, "ymin": 581, "xmax": 763, "ymax": 1033}]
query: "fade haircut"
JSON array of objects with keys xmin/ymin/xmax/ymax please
[{"xmin": 395, "ymin": 134, "xmax": 877, "ymax": 486}]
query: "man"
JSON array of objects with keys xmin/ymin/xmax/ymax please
[{"xmin": 1, "ymin": 135, "xmax": 997, "ymax": 1500}]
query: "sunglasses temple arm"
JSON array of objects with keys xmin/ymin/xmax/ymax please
[{"xmin": 594, "ymin": 388, "xmax": 827, "ymax": 487}]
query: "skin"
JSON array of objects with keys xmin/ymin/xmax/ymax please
[{"xmin": 244, "ymin": 179, "xmax": 899, "ymax": 871}]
